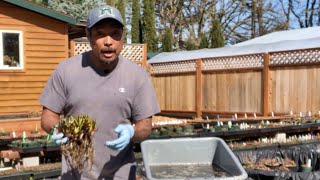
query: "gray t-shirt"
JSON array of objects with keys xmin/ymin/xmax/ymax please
[{"xmin": 39, "ymin": 51, "xmax": 160, "ymax": 179}]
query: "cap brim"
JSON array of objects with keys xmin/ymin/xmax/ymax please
[{"xmin": 88, "ymin": 18, "xmax": 124, "ymax": 29}]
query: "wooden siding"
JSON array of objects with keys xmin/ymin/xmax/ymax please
[{"xmin": 0, "ymin": 1, "xmax": 68, "ymax": 114}]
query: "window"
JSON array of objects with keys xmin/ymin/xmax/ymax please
[{"xmin": 0, "ymin": 30, "xmax": 23, "ymax": 69}]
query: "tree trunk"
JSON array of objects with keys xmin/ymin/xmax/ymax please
[{"xmin": 251, "ymin": 0, "xmax": 256, "ymax": 38}]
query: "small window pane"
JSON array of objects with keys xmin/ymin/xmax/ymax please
[{"xmin": 3, "ymin": 33, "xmax": 20, "ymax": 67}]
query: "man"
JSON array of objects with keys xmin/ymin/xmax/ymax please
[{"xmin": 39, "ymin": 5, "xmax": 160, "ymax": 179}]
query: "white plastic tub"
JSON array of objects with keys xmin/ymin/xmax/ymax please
[{"xmin": 141, "ymin": 137, "xmax": 248, "ymax": 180}]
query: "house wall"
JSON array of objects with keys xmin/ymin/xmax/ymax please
[{"xmin": 0, "ymin": 1, "xmax": 68, "ymax": 115}]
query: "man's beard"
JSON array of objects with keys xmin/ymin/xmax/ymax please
[
  {"xmin": 103, "ymin": 60, "xmax": 112, "ymax": 65},
  {"xmin": 100, "ymin": 47, "xmax": 115, "ymax": 65}
]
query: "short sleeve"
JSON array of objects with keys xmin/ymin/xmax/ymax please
[
  {"xmin": 132, "ymin": 76, "xmax": 160, "ymax": 121},
  {"xmin": 38, "ymin": 67, "xmax": 66, "ymax": 114}
]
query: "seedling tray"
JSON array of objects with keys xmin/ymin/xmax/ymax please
[
  {"xmin": 8, "ymin": 145, "xmax": 42, "ymax": 154},
  {"xmin": 32, "ymin": 169, "xmax": 61, "ymax": 179},
  {"xmin": 0, "ymin": 172, "xmax": 30, "ymax": 180},
  {"xmin": 43, "ymin": 145, "xmax": 60, "ymax": 152}
]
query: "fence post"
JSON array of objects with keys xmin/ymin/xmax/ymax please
[
  {"xmin": 69, "ymin": 40, "xmax": 75, "ymax": 57},
  {"xmin": 196, "ymin": 59, "xmax": 203, "ymax": 118},
  {"xmin": 143, "ymin": 44, "xmax": 147, "ymax": 68},
  {"xmin": 263, "ymin": 53, "xmax": 270, "ymax": 116}
]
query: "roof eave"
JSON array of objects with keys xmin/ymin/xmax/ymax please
[{"xmin": 4, "ymin": 0, "xmax": 78, "ymax": 24}]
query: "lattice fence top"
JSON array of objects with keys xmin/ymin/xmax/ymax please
[
  {"xmin": 151, "ymin": 54, "xmax": 264, "ymax": 74},
  {"xmin": 121, "ymin": 44, "xmax": 144, "ymax": 62},
  {"xmin": 270, "ymin": 48, "xmax": 320, "ymax": 65},
  {"xmin": 72, "ymin": 41, "xmax": 145, "ymax": 62},
  {"xmin": 74, "ymin": 42, "xmax": 92, "ymax": 55},
  {"xmin": 203, "ymin": 54, "xmax": 264, "ymax": 70},
  {"xmin": 151, "ymin": 60, "xmax": 197, "ymax": 74}
]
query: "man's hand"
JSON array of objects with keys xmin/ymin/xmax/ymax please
[
  {"xmin": 51, "ymin": 127, "xmax": 68, "ymax": 145},
  {"xmin": 105, "ymin": 124, "xmax": 134, "ymax": 151}
]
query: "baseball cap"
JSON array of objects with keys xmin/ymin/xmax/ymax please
[{"xmin": 87, "ymin": 5, "xmax": 124, "ymax": 29}]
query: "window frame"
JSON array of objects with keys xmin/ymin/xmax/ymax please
[{"xmin": 0, "ymin": 30, "xmax": 24, "ymax": 70}]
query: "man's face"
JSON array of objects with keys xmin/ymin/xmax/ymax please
[{"xmin": 88, "ymin": 20, "xmax": 123, "ymax": 65}]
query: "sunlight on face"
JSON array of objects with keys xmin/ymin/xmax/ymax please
[{"xmin": 88, "ymin": 19, "xmax": 124, "ymax": 67}]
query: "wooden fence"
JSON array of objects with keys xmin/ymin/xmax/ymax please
[{"xmin": 150, "ymin": 48, "xmax": 320, "ymax": 118}]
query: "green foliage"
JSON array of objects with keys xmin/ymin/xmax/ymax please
[
  {"xmin": 185, "ymin": 38, "xmax": 197, "ymax": 50},
  {"xmin": 210, "ymin": 19, "xmax": 224, "ymax": 48},
  {"xmin": 116, "ymin": 0, "xmax": 125, "ymax": 18},
  {"xmin": 116, "ymin": 0, "xmax": 126, "ymax": 42},
  {"xmin": 162, "ymin": 28, "xmax": 172, "ymax": 52},
  {"xmin": 199, "ymin": 33, "xmax": 209, "ymax": 49},
  {"xmin": 142, "ymin": 0, "xmax": 158, "ymax": 52},
  {"xmin": 105, "ymin": 0, "xmax": 115, "ymax": 6},
  {"xmin": 131, "ymin": 0, "xmax": 141, "ymax": 43},
  {"xmin": 47, "ymin": 0, "xmax": 105, "ymax": 21},
  {"xmin": 26, "ymin": 0, "xmax": 49, "ymax": 6}
]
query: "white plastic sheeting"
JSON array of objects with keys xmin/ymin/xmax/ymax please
[
  {"xmin": 148, "ymin": 26, "xmax": 320, "ymax": 64},
  {"xmin": 234, "ymin": 26, "xmax": 320, "ymax": 46}
]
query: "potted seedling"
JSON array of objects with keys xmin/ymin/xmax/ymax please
[
  {"xmin": 160, "ymin": 127, "xmax": 169, "ymax": 136},
  {"xmin": 10, "ymin": 140, "xmax": 20, "ymax": 147},
  {"xmin": 166, "ymin": 126, "xmax": 174, "ymax": 135},
  {"xmin": 20, "ymin": 131, "xmax": 29, "ymax": 148},
  {"xmin": 0, "ymin": 128, "xmax": 11, "ymax": 145},
  {"xmin": 221, "ymin": 122, "xmax": 229, "ymax": 131},
  {"xmin": 36, "ymin": 134, "xmax": 55, "ymax": 147},
  {"xmin": 27, "ymin": 140, "xmax": 38, "ymax": 148},
  {"xmin": 182, "ymin": 124, "xmax": 194, "ymax": 134},
  {"xmin": 174, "ymin": 126, "xmax": 183, "ymax": 135},
  {"xmin": 301, "ymin": 159, "xmax": 312, "ymax": 172},
  {"xmin": 0, "ymin": 128, "xmax": 10, "ymax": 137},
  {"xmin": 30, "ymin": 125, "xmax": 41, "ymax": 138},
  {"xmin": 150, "ymin": 129, "xmax": 160, "ymax": 138},
  {"xmin": 57, "ymin": 115, "xmax": 96, "ymax": 172},
  {"xmin": 46, "ymin": 135, "xmax": 56, "ymax": 147},
  {"xmin": 11, "ymin": 132, "xmax": 38, "ymax": 150},
  {"xmin": 31, "ymin": 124, "xmax": 38, "ymax": 134},
  {"xmin": 215, "ymin": 121, "xmax": 222, "ymax": 132}
]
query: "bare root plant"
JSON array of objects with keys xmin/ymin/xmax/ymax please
[{"xmin": 58, "ymin": 115, "xmax": 96, "ymax": 172}]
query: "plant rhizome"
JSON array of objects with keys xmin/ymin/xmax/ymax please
[{"xmin": 57, "ymin": 115, "xmax": 96, "ymax": 172}]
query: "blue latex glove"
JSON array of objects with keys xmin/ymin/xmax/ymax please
[
  {"xmin": 105, "ymin": 124, "xmax": 134, "ymax": 151},
  {"xmin": 51, "ymin": 127, "xmax": 68, "ymax": 145}
]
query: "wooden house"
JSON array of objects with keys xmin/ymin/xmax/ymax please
[
  {"xmin": 0, "ymin": 0, "xmax": 77, "ymax": 116},
  {"xmin": 0, "ymin": 1, "xmax": 147, "ymax": 132}
]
